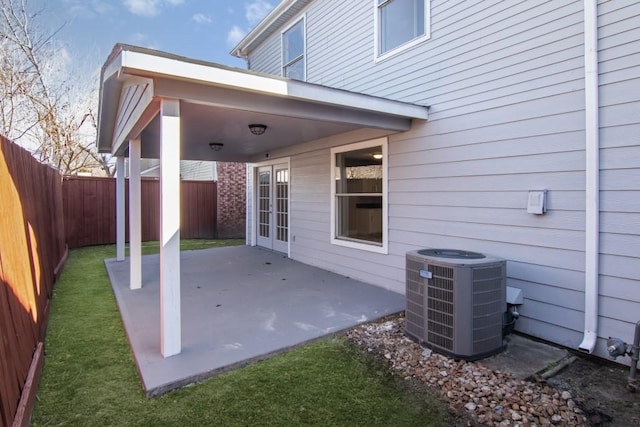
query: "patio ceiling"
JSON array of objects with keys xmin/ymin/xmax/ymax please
[{"xmin": 97, "ymin": 44, "xmax": 429, "ymax": 163}]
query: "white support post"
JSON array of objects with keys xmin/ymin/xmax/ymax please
[
  {"xmin": 116, "ymin": 156, "xmax": 126, "ymax": 261},
  {"xmin": 159, "ymin": 98, "xmax": 181, "ymax": 358},
  {"xmin": 129, "ymin": 139, "xmax": 142, "ymax": 290}
]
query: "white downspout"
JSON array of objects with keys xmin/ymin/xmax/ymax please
[{"xmin": 578, "ymin": 0, "xmax": 600, "ymax": 353}]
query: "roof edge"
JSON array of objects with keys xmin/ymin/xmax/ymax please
[
  {"xmin": 113, "ymin": 46, "xmax": 428, "ymax": 119},
  {"xmin": 98, "ymin": 44, "xmax": 429, "ymax": 155},
  {"xmin": 231, "ymin": 0, "xmax": 307, "ymax": 58}
]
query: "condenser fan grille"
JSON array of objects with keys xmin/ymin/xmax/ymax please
[
  {"xmin": 405, "ymin": 257, "xmax": 425, "ymax": 340},
  {"xmin": 426, "ymin": 265, "xmax": 455, "ymax": 351},
  {"xmin": 471, "ymin": 265, "xmax": 505, "ymax": 354}
]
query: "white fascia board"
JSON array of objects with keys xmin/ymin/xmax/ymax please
[
  {"xmin": 97, "ymin": 51, "xmax": 125, "ymax": 153},
  {"xmin": 103, "ymin": 51, "xmax": 124, "ymax": 82},
  {"xmin": 286, "ymin": 80, "xmax": 429, "ymax": 120},
  {"xmin": 121, "ymin": 49, "xmax": 288, "ymax": 95},
  {"xmin": 119, "ymin": 49, "xmax": 428, "ymax": 121}
]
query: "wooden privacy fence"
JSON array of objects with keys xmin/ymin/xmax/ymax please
[
  {"xmin": 0, "ymin": 136, "xmax": 67, "ymax": 427},
  {"xmin": 1, "ymin": 136, "xmax": 221, "ymax": 426},
  {"xmin": 63, "ymin": 177, "xmax": 217, "ymax": 248}
]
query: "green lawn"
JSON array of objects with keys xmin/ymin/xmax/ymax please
[{"xmin": 32, "ymin": 240, "xmax": 448, "ymax": 426}]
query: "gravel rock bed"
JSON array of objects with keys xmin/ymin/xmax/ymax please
[{"xmin": 345, "ymin": 314, "xmax": 588, "ymax": 426}]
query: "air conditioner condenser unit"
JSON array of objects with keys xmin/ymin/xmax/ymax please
[{"xmin": 405, "ymin": 249, "xmax": 506, "ymax": 361}]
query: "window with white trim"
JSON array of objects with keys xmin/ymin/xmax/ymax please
[
  {"xmin": 331, "ymin": 138, "xmax": 388, "ymax": 254},
  {"xmin": 282, "ymin": 17, "xmax": 305, "ymax": 80},
  {"xmin": 375, "ymin": 0, "xmax": 430, "ymax": 60}
]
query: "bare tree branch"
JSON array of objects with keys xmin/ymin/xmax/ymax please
[{"xmin": 0, "ymin": 0, "xmax": 109, "ymax": 176}]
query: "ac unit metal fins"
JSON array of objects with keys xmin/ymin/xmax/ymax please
[{"xmin": 405, "ymin": 249, "xmax": 506, "ymax": 361}]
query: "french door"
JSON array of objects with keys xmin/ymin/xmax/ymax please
[{"xmin": 256, "ymin": 163, "xmax": 289, "ymax": 253}]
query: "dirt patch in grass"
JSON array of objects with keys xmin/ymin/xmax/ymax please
[
  {"xmin": 345, "ymin": 313, "xmax": 640, "ymax": 427},
  {"xmin": 545, "ymin": 356, "xmax": 640, "ymax": 426}
]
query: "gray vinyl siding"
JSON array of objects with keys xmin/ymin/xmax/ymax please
[
  {"xmin": 248, "ymin": 36, "xmax": 280, "ymax": 76},
  {"xmin": 596, "ymin": 0, "xmax": 640, "ymax": 348},
  {"xmin": 289, "ymin": 148, "xmax": 404, "ymax": 290},
  {"xmin": 179, "ymin": 161, "xmax": 216, "ymax": 181},
  {"xmin": 137, "ymin": 160, "xmax": 215, "ymax": 180},
  {"xmin": 246, "ymin": 0, "xmax": 640, "ymax": 361}
]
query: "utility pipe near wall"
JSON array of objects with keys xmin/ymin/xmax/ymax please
[
  {"xmin": 607, "ymin": 321, "xmax": 640, "ymax": 392},
  {"xmin": 630, "ymin": 321, "xmax": 640, "ymax": 392},
  {"xmin": 578, "ymin": 0, "xmax": 600, "ymax": 354}
]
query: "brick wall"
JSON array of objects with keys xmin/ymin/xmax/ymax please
[{"xmin": 216, "ymin": 162, "xmax": 246, "ymax": 238}]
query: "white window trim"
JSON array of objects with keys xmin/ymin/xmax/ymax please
[
  {"xmin": 330, "ymin": 138, "xmax": 388, "ymax": 255},
  {"xmin": 373, "ymin": 0, "xmax": 431, "ymax": 63},
  {"xmin": 281, "ymin": 14, "xmax": 307, "ymax": 81}
]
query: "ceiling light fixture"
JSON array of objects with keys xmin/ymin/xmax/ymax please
[
  {"xmin": 248, "ymin": 123, "xmax": 267, "ymax": 135},
  {"xmin": 208, "ymin": 142, "xmax": 224, "ymax": 151},
  {"xmin": 372, "ymin": 153, "xmax": 383, "ymax": 160}
]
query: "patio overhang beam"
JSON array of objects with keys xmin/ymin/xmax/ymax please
[
  {"xmin": 98, "ymin": 44, "xmax": 429, "ymax": 159},
  {"xmin": 152, "ymin": 78, "xmax": 413, "ymax": 132},
  {"xmin": 111, "ymin": 48, "xmax": 427, "ymax": 118}
]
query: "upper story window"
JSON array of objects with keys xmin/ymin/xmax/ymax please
[
  {"xmin": 281, "ymin": 17, "xmax": 305, "ymax": 80},
  {"xmin": 375, "ymin": 0, "xmax": 430, "ymax": 61}
]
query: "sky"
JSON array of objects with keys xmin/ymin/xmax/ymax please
[{"xmin": 43, "ymin": 0, "xmax": 277, "ymax": 72}]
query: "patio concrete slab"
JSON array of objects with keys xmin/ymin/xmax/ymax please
[{"xmin": 104, "ymin": 245, "xmax": 404, "ymax": 397}]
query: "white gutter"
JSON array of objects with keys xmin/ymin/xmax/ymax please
[
  {"xmin": 231, "ymin": 0, "xmax": 300, "ymax": 57},
  {"xmin": 578, "ymin": 0, "xmax": 600, "ymax": 354}
]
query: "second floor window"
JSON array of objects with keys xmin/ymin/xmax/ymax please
[
  {"xmin": 282, "ymin": 18, "xmax": 305, "ymax": 80},
  {"xmin": 376, "ymin": 0, "xmax": 429, "ymax": 59}
]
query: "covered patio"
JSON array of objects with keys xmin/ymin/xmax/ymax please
[
  {"xmin": 97, "ymin": 44, "xmax": 426, "ymax": 369},
  {"xmin": 105, "ymin": 245, "xmax": 404, "ymax": 397}
]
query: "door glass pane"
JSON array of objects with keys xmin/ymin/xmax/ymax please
[
  {"xmin": 275, "ymin": 168, "xmax": 289, "ymax": 243},
  {"xmin": 258, "ymin": 170, "xmax": 270, "ymax": 238}
]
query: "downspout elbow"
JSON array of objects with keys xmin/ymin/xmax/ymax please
[{"xmin": 579, "ymin": 331, "xmax": 597, "ymax": 354}]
